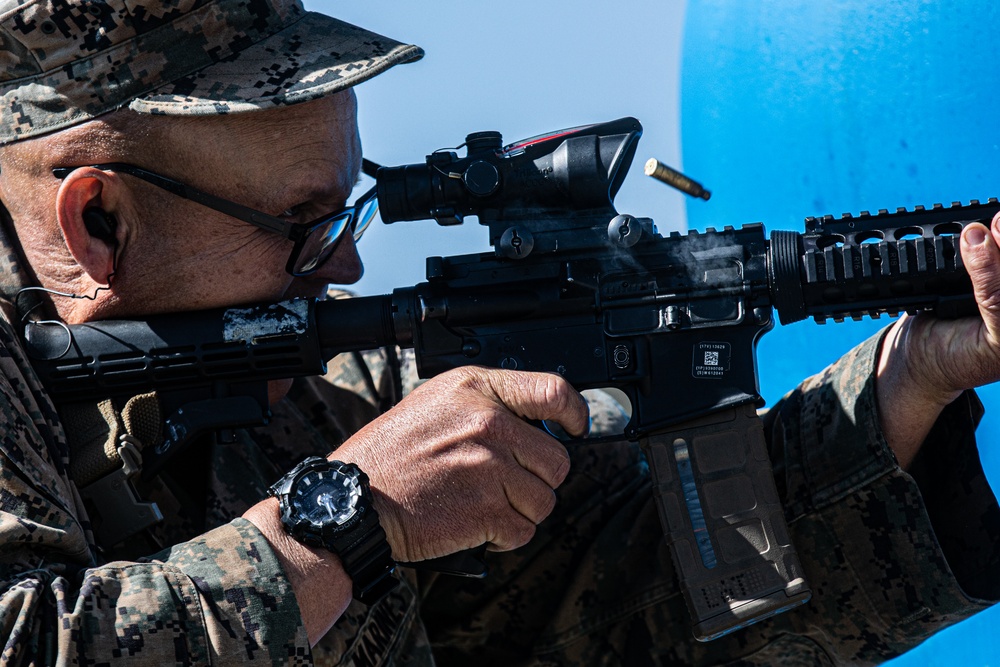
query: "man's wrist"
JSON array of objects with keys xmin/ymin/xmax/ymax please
[
  {"xmin": 875, "ymin": 318, "xmax": 961, "ymax": 469},
  {"xmin": 243, "ymin": 497, "xmax": 354, "ymax": 646}
]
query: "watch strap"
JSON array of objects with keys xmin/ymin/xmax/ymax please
[{"xmin": 336, "ymin": 518, "xmax": 397, "ymax": 604}]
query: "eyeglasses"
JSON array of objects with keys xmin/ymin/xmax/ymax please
[{"xmin": 51, "ymin": 162, "xmax": 378, "ymax": 277}]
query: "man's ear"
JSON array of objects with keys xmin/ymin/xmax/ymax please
[{"xmin": 54, "ymin": 168, "xmax": 121, "ymax": 285}]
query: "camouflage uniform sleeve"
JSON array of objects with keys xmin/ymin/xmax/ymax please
[
  {"xmin": 1, "ymin": 521, "xmax": 308, "ymax": 665},
  {"xmin": 761, "ymin": 327, "xmax": 1000, "ymax": 664},
  {"xmin": 0, "ymin": 319, "xmax": 310, "ymax": 664}
]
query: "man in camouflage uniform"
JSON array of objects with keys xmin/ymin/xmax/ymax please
[{"xmin": 0, "ymin": 1, "xmax": 997, "ymax": 665}]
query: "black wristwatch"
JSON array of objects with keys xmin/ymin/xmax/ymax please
[{"xmin": 268, "ymin": 457, "xmax": 397, "ymax": 605}]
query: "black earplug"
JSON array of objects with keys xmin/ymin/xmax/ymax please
[{"xmin": 82, "ymin": 208, "xmax": 117, "ymax": 244}]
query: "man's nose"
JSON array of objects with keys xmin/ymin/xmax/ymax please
[{"xmin": 313, "ymin": 234, "xmax": 364, "ymax": 285}]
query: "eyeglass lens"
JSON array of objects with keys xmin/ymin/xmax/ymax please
[{"xmin": 292, "ymin": 193, "xmax": 379, "ymax": 275}]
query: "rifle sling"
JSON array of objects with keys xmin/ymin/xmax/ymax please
[
  {"xmin": 62, "ymin": 392, "xmax": 162, "ymax": 487},
  {"xmin": 61, "ymin": 392, "xmax": 166, "ymax": 548}
]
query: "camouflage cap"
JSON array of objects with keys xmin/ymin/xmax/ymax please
[{"xmin": 0, "ymin": 0, "xmax": 424, "ymax": 145}]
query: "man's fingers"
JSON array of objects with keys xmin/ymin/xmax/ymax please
[
  {"xmin": 961, "ymin": 218, "xmax": 1000, "ymax": 341},
  {"xmin": 484, "ymin": 512, "xmax": 537, "ymax": 552},
  {"xmin": 503, "ymin": 427, "xmax": 570, "ymax": 488},
  {"xmin": 488, "ymin": 369, "xmax": 590, "ymax": 438},
  {"xmin": 502, "ymin": 469, "xmax": 559, "ymax": 525}
]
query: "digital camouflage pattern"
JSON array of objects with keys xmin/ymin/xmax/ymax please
[
  {"xmin": 0, "ymin": 0, "xmax": 423, "ymax": 144},
  {"xmin": 0, "ymin": 308, "xmax": 310, "ymax": 665},
  {"xmin": 0, "ymin": 278, "xmax": 998, "ymax": 665}
]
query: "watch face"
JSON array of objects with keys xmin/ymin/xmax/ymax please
[{"xmin": 292, "ymin": 467, "xmax": 363, "ymax": 527}]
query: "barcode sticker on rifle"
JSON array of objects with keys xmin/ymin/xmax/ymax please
[{"xmin": 693, "ymin": 342, "xmax": 731, "ymax": 379}]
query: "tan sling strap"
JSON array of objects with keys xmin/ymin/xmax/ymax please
[
  {"xmin": 60, "ymin": 392, "xmax": 164, "ymax": 546},
  {"xmin": 63, "ymin": 392, "xmax": 162, "ymax": 486}
]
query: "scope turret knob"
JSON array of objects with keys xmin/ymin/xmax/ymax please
[
  {"xmin": 465, "ymin": 131, "xmax": 503, "ymax": 153},
  {"xmin": 427, "ymin": 150, "xmax": 458, "ymax": 166},
  {"xmin": 462, "ymin": 160, "xmax": 500, "ymax": 197}
]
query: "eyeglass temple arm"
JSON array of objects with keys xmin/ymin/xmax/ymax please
[
  {"xmin": 362, "ymin": 159, "xmax": 382, "ymax": 179},
  {"xmin": 52, "ymin": 163, "xmax": 293, "ymax": 237}
]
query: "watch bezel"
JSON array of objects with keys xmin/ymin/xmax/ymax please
[
  {"xmin": 270, "ymin": 457, "xmax": 398, "ymax": 604},
  {"xmin": 272, "ymin": 458, "xmax": 371, "ymax": 543}
]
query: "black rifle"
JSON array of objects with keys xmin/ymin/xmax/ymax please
[{"xmin": 22, "ymin": 118, "xmax": 999, "ymax": 641}]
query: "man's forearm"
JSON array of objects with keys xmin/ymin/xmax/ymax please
[{"xmin": 243, "ymin": 498, "xmax": 355, "ymax": 646}]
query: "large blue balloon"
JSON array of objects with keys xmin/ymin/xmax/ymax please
[{"xmin": 681, "ymin": 2, "xmax": 1000, "ymax": 663}]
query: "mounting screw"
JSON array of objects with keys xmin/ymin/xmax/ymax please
[
  {"xmin": 500, "ymin": 227, "xmax": 534, "ymax": 259},
  {"xmin": 608, "ymin": 214, "xmax": 641, "ymax": 248}
]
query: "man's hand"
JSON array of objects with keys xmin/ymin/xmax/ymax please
[
  {"xmin": 336, "ymin": 366, "xmax": 590, "ymax": 563},
  {"xmin": 877, "ymin": 211, "xmax": 1000, "ymax": 469},
  {"xmin": 245, "ymin": 365, "xmax": 586, "ymax": 644}
]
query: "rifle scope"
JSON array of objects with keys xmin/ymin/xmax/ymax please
[{"xmin": 376, "ymin": 118, "xmax": 642, "ymax": 228}]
